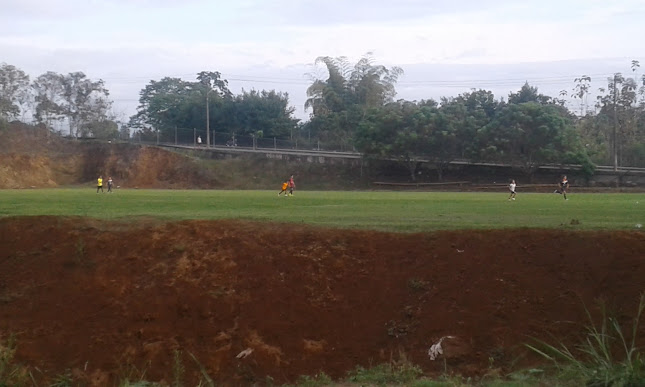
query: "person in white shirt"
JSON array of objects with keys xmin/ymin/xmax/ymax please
[{"xmin": 508, "ymin": 179, "xmax": 517, "ymax": 201}]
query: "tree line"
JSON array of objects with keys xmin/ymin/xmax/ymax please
[
  {"xmin": 302, "ymin": 55, "xmax": 645, "ymax": 180},
  {"xmin": 0, "ymin": 64, "xmax": 118, "ymax": 138},
  {"xmin": 128, "ymin": 71, "xmax": 298, "ymax": 144},
  {"xmin": 2, "ymin": 56, "xmax": 644, "ymax": 177}
]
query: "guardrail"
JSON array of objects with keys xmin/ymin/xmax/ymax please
[{"xmin": 131, "ymin": 139, "xmax": 645, "ymax": 175}]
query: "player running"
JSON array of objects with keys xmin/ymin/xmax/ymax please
[
  {"xmin": 508, "ymin": 179, "xmax": 516, "ymax": 201},
  {"xmin": 554, "ymin": 175, "xmax": 569, "ymax": 200},
  {"xmin": 278, "ymin": 180, "xmax": 289, "ymax": 196}
]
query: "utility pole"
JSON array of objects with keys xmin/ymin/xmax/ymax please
[
  {"xmin": 613, "ymin": 74, "xmax": 620, "ymax": 188},
  {"xmin": 206, "ymin": 91, "xmax": 210, "ymax": 147},
  {"xmin": 613, "ymin": 74, "xmax": 619, "ymax": 172}
]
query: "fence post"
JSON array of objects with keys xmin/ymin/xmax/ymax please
[
  {"xmin": 274, "ymin": 137, "xmax": 276, "ymax": 150},
  {"xmin": 212, "ymin": 130, "xmax": 215, "ymax": 146},
  {"xmin": 175, "ymin": 126, "xmax": 177, "ymax": 145},
  {"xmin": 193, "ymin": 128, "xmax": 196, "ymax": 146}
]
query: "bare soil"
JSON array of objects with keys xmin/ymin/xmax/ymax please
[{"xmin": 2, "ymin": 216, "xmax": 645, "ymax": 385}]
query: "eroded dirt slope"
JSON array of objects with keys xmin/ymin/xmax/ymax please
[
  {"xmin": 0, "ymin": 123, "xmax": 214, "ymax": 189},
  {"xmin": 1, "ymin": 217, "xmax": 644, "ymax": 385}
]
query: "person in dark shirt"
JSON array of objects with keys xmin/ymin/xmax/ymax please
[{"xmin": 555, "ymin": 175, "xmax": 569, "ymax": 200}]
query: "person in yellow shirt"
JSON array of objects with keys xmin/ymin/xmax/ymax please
[
  {"xmin": 278, "ymin": 180, "xmax": 288, "ymax": 196},
  {"xmin": 97, "ymin": 176, "xmax": 104, "ymax": 193}
]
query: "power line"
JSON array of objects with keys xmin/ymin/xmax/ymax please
[{"xmin": 98, "ymin": 71, "xmax": 621, "ymax": 87}]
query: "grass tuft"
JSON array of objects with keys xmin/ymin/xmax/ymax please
[
  {"xmin": 346, "ymin": 353, "xmax": 424, "ymax": 385},
  {"xmin": 526, "ymin": 293, "xmax": 645, "ymax": 386},
  {"xmin": 0, "ymin": 334, "xmax": 29, "ymax": 387}
]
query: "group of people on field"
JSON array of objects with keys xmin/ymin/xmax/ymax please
[
  {"xmin": 96, "ymin": 176, "xmax": 114, "ymax": 193},
  {"xmin": 508, "ymin": 175, "xmax": 569, "ymax": 201},
  {"xmin": 95, "ymin": 172, "xmax": 573, "ymax": 201},
  {"xmin": 278, "ymin": 175, "xmax": 296, "ymax": 197}
]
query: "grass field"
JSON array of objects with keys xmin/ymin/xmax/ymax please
[{"xmin": 1, "ymin": 189, "xmax": 643, "ymax": 232}]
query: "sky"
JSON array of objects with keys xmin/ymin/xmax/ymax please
[{"xmin": 1, "ymin": 0, "xmax": 645, "ymax": 122}]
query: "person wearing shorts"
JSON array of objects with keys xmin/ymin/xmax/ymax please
[
  {"xmin": 288, "ymin": 175, "xmax": 295, "ymax": 196},
  {"xmin": 508, "ymin": 179, "xmax": 516, "ymax": 201},
  {"xmin": 556, "ymin": 175, "xmax": 569, "ymax": 200},
  {"xmin": 278, "ymin": 180, "xmax": 288, "ymax": 196}
]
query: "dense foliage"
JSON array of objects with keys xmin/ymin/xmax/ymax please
[
  {"xmin": 2, "ymin": 57, "xmax": 644, "ymax": 173},
  {"xmin": 129, "ymin": 71, "xmax": 299, "ymax": 144}
]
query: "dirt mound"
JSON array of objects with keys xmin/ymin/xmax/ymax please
[{"xmin": 1, "ymin": 217, "xmax": 644, "ymax": 385}]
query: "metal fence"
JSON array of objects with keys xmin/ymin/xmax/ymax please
[{"xmin": 130, "ymin": 127, "xmax": 357, "ymax": 153}]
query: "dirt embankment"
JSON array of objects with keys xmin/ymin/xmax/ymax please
[
  {"xmin": 1, "ymin": 217, "xmax": 644, "ymax": 385},
  {"xmin": 0, "ymin": 123, "xmax": 215, "ymax": 189}
]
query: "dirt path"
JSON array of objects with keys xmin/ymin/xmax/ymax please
[{"xmin": 1, "ymin": 217, "xmax": 644, "ymax": 385}]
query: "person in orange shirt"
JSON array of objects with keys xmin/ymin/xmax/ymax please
[{"xmin": 278, "ymin": 180, "xmax": 289, "ymax": 196}]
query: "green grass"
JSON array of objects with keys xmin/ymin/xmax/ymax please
[
  {"xmin": 526, "ymin": 294, "xmax": 645, "ymax": 387},
  {"xmin": 0, "ymin": 189, "xmax": 644, "ymax": 232}
]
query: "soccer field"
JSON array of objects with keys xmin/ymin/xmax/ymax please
[{"xmin": 0, "ymin": 189, "xmax": 643, "ymax": 232}]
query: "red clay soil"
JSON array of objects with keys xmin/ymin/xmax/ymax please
[{"xmin": 1, "ymin": 217, "xmax": 645, "ymax": 385}]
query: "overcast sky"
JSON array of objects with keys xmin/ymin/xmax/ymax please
[{"xmin": 2, "ymin": 0, "xmax": 645, "ymax": 122}]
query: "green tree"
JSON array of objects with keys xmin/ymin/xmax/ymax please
[
  {"xmin": 33, "ymin": 71, "xmax": 65, "ymax": 129},
  {"xmin": 478, "ymin": 102, "xmax": 580, "ymax": 181},
  {"xmin": 197, "ymin": 71, "xmax": 232, "ymax": 146},
  {"xmin": 355, "ymin": 101, "xmax": 458, "ymax": 181},
  {"xmin": 59, "ymin": 72, "xmax": 112, "ymax": 137},
  {"xmin": 131, "ymin": 73, "xmax": 298, "ymax": 144},
  {"xmin": 595, "ymin": 71, "xmax": 644, "ymax": 168},
  {"xmin": 508, "ymin": 82, "xmax": 552, "ymax": 105},
  {"xmin": 439, "ymin": 89, "xmax": 499, "ymax": 160},
  {"xmin": 230, "ymin": 89, "xmax": 298, "ymax": 138},
  {"xmin": 130, "ymin": 77, "xmax": 195, "ymax": 141},
  {"xmin": 0, "ymin": 63, "xmax": 30, "ymax": 120},
  {"xmin": 305, "ymin": 54, "xmax": 403, "ymax": 149},
  {"xmin": 305, "ymin": 53, "xmax": 403, "ymax": 116}
]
